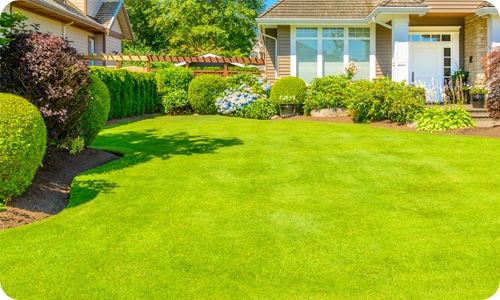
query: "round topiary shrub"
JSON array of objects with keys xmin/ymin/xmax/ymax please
[
  {"xmin": 80, "ymin": 74, "xmax": 111, "ymax": 146},
  {"xmin": 270, "ymin": 76, "xmax": 306, "ymax": 105},
  {"xmin": 188, "ymin": 75, "xmax": 227, "ymax": 115},
  {"xmin": 0, "ymin": 93, "xmax": 47, "ymax": 203}
]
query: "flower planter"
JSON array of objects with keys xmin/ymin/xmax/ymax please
[
  {"xmin": 279, "ymin": 104, "xmax": 297, "ymax": 118},
  {"xmin": 471, "ymin": 94, "xmax": 486, "ymax": 108}
]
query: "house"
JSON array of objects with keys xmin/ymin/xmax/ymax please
[
  {"xmin": 256, "ymin": 0, "xmax": 500, "ymax": 89},
  {"xmin": 1, "ymin": 0, "xmax": 134, "ymax": 66}
]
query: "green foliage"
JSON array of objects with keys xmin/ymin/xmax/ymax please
[
  {"xmin": 0, "ymin": 93, "xmax": 46, "ymax": 203},
  {"xmin": 80, "ymin": 75, "xmax": 111, "ymax": 146},
  {"xmin": 469, "ymin": 87, "xmax": 488, "ymax": 94},
  {"xmin": 226, "ymin": 73, "xmax": 270, "ymax": 96},
  {"xmin": 161, "ymin": 90, "xmax": 191, "ymax": 115},
  {"xmin": 90, "ymin": 67, "xmax": 157, "ymax": 119},
  {"xmin": 155, "ymin": 68, "xmax": 194, "ymax": 96},
  {"xmin": 346, "ymin": 77, "xmax": 425, "ymax": 124},
  {"xmin": 236, "ymin": 99, "xmax": 277, "ymax": 120},
  {"xmin": 0, "ymin": 12, "xmax": 28, "ymax": 46},
  {"xmin": 0, "ymin": 30, "xmax": 91, "ymax": 154},
  {"xmin": 414, "ymin": 106, "xmax": 475, "ymax": 133},
  {"xmin": 270, "ymin": 76, "xmax": 306, "ymax": 105},
  {"xmin": 66, "ymin": 136, "xmax": 85, "ymax": 155},
  {"xmin": 304, "ymin": 75, "xmax": 350, "ymax": 114},
  {"xmin": 188, "ymin": 75, "xmax": 227, "ymax": 115},
  {"xmin": 190, "ymin": 66, "xmax": 260, "ymax": 72}
]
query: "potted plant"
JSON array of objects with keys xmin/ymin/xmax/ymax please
[
  {"xmin": 469, "ymin": 86, "xmax": 488, "ymax": 108},
  {"xmin": 278, "ymin": 95, "xmax": 298, "ymax": 118},
  {"xmin": 461, "ymin": 84, "xmax": 471, "ymax": 104},
  {"xmin": 451, "ymin": 69, "xmax": 469, "ymax": 85}
]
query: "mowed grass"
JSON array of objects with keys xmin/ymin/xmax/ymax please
[{"xmin": 1, "ymin": 115, "xmax": 500, "ymax": 299}]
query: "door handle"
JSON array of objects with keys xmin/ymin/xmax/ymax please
[{"xmin": 412, "ymin": 72, "xmax": 415, "ymax": 82}]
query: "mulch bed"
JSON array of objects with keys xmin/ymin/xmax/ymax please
[{"xmin": 1, "ymin": 115, "xmax": 499, "ymax": 231}]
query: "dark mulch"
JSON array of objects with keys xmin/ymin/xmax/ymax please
[{"xmin": 1, "ymin": 115, "xmax": 499, "ymax": 231}]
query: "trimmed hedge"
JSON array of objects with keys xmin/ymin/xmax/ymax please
[
  {"xmin": 155, "ymin": 68, "xmax": 194, "ymax": 96},
  {"xmin": 90, "ymin": 67, "xmax": 157, "ymax": 119},
  {"xmin": 188, "ymin": 75, "xmax": 227, "ymax": 115},
  {"xmin": 80, "ymin": 74, "xmax": 111, "ymax": 146},
  {"xmin": 270, "ymin": 76, "xmax": 306, "ymax": 105},
  {"xmin": 0, "ymin": 93, "xmax": 46, "ymax": 202}
]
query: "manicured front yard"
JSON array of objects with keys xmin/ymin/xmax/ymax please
[{"xmin": 1, "ymin": 115, "xmax": 499, "ymax": 299}]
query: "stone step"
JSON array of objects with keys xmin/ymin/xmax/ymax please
[{"xmin": 475, "ymin": 120, "xmax": 500, "ymax": 128}]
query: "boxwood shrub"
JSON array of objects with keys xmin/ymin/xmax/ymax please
[
  {"xmin": 90, "ymin": 67, "xmax": 157, "ymax": 119},
  {"xmin": 80, "ymin": 74, "xmax": 111, "ymax": 146},
  {"xmin": 188, "ymin": 75, "xmax": 227, "ymax": 115},
  {"xmin": 270, "ymin": 76, "xmax": 306, "ymax": 105},
  {"xmin": 0, "ymin": 93, "xmax": 46, "ymax": 203},
  {"xmin": 155, "ymin": 68, "xmax": 194, "ymax": 96}
]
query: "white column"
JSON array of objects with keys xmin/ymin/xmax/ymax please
[
  {"xmin": 487, "ymin": 14, "xmax": 500, "ymax": 48},
  {"xmin": 392, "ymin": 15, "xmax": 410, "ymax": 83}
]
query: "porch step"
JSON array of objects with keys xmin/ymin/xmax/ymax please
[{"xmin": 464, "ymin": 106, "xmax": 499, "ymax": 127}]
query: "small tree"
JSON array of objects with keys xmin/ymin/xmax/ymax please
[
  {"xmin": 0, "ymin": 12, "xmax": 28, "ymax": 46},
  {"xmin": 0, "ymin": 30, "xmax": 91, "ymax": 154},
  {"xmin": 482, "ymin": 46, "xmax": 500, "ymax": 120}
]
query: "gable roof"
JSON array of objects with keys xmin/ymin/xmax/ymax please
[
  {"xmin": 95, "ymin": 0, "xmax": 134, "ymax": 40},
  {"xmin": 259, "ymin": 0, "xmax": 427, "ymax": 19},
  {"xmin": 478, "ymin": 1, "xmax": 495, "ymax": 8}
]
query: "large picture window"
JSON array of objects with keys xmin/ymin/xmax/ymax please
[{"xmin": 294, "ymin": 26, "xmax": 372, "ymax": 82}]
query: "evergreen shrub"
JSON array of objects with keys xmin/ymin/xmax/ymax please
[
  {"xmin": 270, "ymin": 76, "xmax": 306, "ymax": 105},
  {"xmin": 0, "ymin": 93, "xmax": 46, "ymax": 203},
  {"xmin": 188, "ymin": 75, "xmax": 227, "ymax": 114},
  {"xmin": 80, "ymin": 74, "xmax": 111, "ymax": 146}
]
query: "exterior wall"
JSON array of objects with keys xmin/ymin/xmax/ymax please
[
  {"xmin": 112, "ymin": 19, "xmax": 123, "ymax": 34},
  {"xmin": 421, "ymin": 0, "xmax": 487, "ymax": 14},
  {"xmin": 464, "ymin": 14, "xmax": 488, "ymax": 85},
  {"xmin": 264, "ymin": 28, "xmax": 277, "ymax": 82},
  {"xmin": 375, "ymin": 24, "xmax": 392, "ymax": 78},
  {"xmin": 409, "ymin": 16, "xmax": 465, "ymax": 69},
  {"xmin": 277, "ymin": 25, "xmax": 291, "ymax": 78},
  {"xmin": 104, "ymin": 35, "xmax": 122, "ymax": 67},
  {"xmin": 86, "ymin": 0, "xmax": 106, "ymax": 18},
  {"xmin": 13, "ymin": 7, "xmax": 62, "ymax": 36},
  {"xmin": 66, "ymin": 26, "xmax": 94, "ymax": 54},
  {"xmin": 71, "ymin": 0, "xmax": 86, "ymax": 13},
  {"xmin": 93, "ymin": 33, "xmax": 105, "ymax": 66}
]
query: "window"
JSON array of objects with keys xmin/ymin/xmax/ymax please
[
  {"xmin": 88, "ymin": 37, "xmax": 95, "ymax": 66},
  {"xmin": 295, "ymin": 27, "xmax": 372, "ymax": 82}
]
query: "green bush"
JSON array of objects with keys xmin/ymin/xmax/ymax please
[
  {"xmin": 304, "ymin": 75, "xmax": 350, "ymax": 114},
  {"xmin": 270, "ymin": 76, "xmax": 306, "ymax": 105},
  {"xmin": 0, "ymin": 93, "xmax": 46, "ymax": 203},
  {"xmin": 188, "ymin": 75, "xmax": 227, "ymax": 115},
  {"xmin": 161, "ymin": 90, "xmax": 191, "ymax": 115},
  {"xmin": 347, "ymin": 77, "xmax": 425, "ymax": 124},
  {"xmin": 90, "ymin": 67, "xmax": 157, "ymax": 119},
  {"xmin": 155, "ymin": 67, "xmax": 194, "ymax": 96},
  {"xmin": 80, "ymin": 74, "xmax": 111, "ymax": 146},
  {"xmin": 414, "ymin": 106, "xmax": 475, "ymax": 133},
  {"xmin": 226, "ymin": 73, "xmax": 270, "ymax": 96},
  {"xmin": 236, "ymin": 99, "xmax": 277, "ymax": 120}
]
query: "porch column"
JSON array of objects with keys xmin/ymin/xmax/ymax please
[
  {"xmin": 392, "ymin": 15, "xmax": 410, "ymax": 83},
  {"xmin": 487, "ymin": 14, "xmax": 500, "ymax": 48}
]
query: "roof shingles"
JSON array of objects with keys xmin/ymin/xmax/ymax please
[{"xmin": 95, "ymin": 1, "xmax": 121, "ymax": 28}]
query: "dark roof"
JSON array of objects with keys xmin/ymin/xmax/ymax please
[
  {"xmin": 259, "ymin": 0, "xmax": 427, "ymax": 19},
  {"xmin": 95, "ymin": 1, "xmax": 121, "ymax": 28},
  {"xmin": 478, "ymin": 1, "xmax": 495, "ymax": 8}
]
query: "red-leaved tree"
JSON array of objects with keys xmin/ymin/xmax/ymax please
[{"xmin": 482, "ymin": 46, "xmax": 500, "ymax": 120}]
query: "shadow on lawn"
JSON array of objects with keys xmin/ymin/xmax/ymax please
[{"xmin": 68, "ymin": 130, "xmax": 244, "ymax": 207}]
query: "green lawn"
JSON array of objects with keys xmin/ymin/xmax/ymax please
[{"xmin": 1, "ymin": 115, "xmax": 499, "ymax": 299}]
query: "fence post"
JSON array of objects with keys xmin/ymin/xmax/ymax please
[
  {"xmin": 115, "ymin": 61, "xmax": 120, "ymax": 69},
  {"xmin": 223, "ymin": 63, "xmax": 228, "ymax": 78},
  {"xmin": 146, "ymin": 61, "xmax": 151, "ymax": 72}
]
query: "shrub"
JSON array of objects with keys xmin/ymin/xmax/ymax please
[
  {"xmin": 188, "ymin": 75, "xmax": 227, "ymax": 114},
  {"xmin": 155, "ymin": 67, "xmax": 194, "ymax": 96},
  {"xmin": 161, "ymin": 90, "xmax": 191, "ymax": 115},
  {"xmin": 304, "ymin": 75, "xmax": 350, "ymax": 114},
  {"xmin": 80, "ymin": 74, "xmax": 111, "ymax": 146},
  {"xmin": 0, "ymin": 30, "xmax": 90, "ymax": 153},
  {"xmin": 482, "ymin": 47, "xmax": 500, "ymax": 120},
  {"xmin": 226, "ymin": 73, "xmax": 271, "ymax": 96},
  {"xmin": 270, "ymin": 76, "xmax": 306, "ymax": 105},
  {"xmin": 237, "ymin": 99, "xmax": 277, "ymax": 120},
  {"xmin": 414, "ymin": 107, "xmax": 475, "ymax": 133},
  {"xmin": 347, "ymin": 77, "xmax": 425, "ymax": 124},
  {"xmin": 0, "ymin": 93, "xmax": 46, "ymax": 203},
  {"xmin": 91, "ymin": 67, "xmax": 157, "ymax": 119}
]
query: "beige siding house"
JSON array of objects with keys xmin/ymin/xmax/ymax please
[
  {"xmin": 257, "ymin": 0, "xmax": 499, "ymax": 89},
  {"xmin": 2, "ymin": 0, "xmax": 134, "ymax": 66}
]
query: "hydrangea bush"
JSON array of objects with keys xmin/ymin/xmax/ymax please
[{"xmin": 215, "ymin": 75, "xmax": 272, "ymax": 118}]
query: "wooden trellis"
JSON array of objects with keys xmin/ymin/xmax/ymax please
[{"xmin": 82, "ymin": 53, "xmax": 265, "ymax": 76}]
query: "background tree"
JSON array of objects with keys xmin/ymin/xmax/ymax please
[{"xmin": 124, "ymin": 0, "xmax": 264, "ymax": 57}]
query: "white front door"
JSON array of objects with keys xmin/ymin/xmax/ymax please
[{"xmin": 411, "ymin": 44, "xmax": 442, "ymax": 102}]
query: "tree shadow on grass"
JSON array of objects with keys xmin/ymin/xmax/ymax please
[{"xmin": 68, "ymin": 130, "xmax": 245, "ymax": 208}]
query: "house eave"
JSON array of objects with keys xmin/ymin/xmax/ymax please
[{"xmin": 475, "ymin": 7, "xmax": 499, "ymax": 17}]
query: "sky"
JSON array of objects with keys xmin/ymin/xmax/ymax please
[{"xmin": 265, "ymin": 0, "xmax": 279, "ymax": 10}]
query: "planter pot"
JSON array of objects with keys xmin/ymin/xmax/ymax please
[
  {"xmin": 279, "ymin": 104, "xmax": 297, "ymax": 118},
  {"xmin": 471, "ymin": 94, "xmax": 486, "ymax": 108},
  {"xmin": 463, "ymin": 90, "xmax": 470, "ymax": 104}
]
